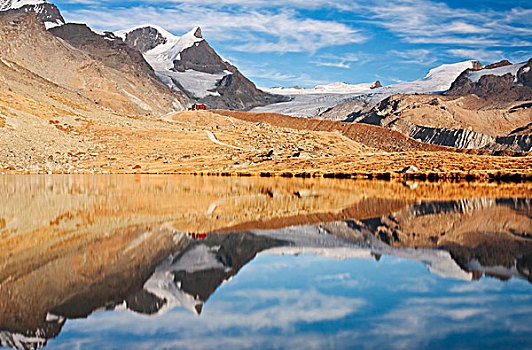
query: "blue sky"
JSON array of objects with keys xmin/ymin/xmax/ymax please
[
  {"xmin": 52, "ymin": 0, "xmax": 531, "ymax": 88},
  {"xmin": 49, "ymin": 253, "xmax": 532, "ymax": 349}
]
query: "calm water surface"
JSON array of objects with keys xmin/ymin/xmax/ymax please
[{"xmin": 0, "ymin": 175, "xmax": 531, "ymax": 350}]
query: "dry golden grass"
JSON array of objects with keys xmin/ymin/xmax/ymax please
[{"xmin": 0, "ymin": 63, "xmax": 530, "ymax": 181}]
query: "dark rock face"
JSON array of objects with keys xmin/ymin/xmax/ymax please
[
  {"xmin": 405, "ymin": 123, "xmax": 532, "ymax": 152},
  {"xmin": 123, "ymin": 26, "xmax": 167, "ymax": 53},
  {"xmin": 0, "ymin": 2, "xmax": 64, "ymax": 26},
  {"xmin": 203, "ymin": 69, "xmax": 285, "ymax": 110},
  {"xmin": 175, "ymin": 40, "xmax": 284, "ymax": 109},
  {"xmin": 371, "ymin": 80, "xmax": 382, "ymax": 89},
  {"xmin": 518, "ymin": 60, "xmax": 532, "ymax": 87},
  {"xmin": 447, "ymin": 58, "xmax": 532, "ymax": 100},
  {"xmin": 0, "ymin": 317, "xmax": 65, "ymax": 350},
  {"xmin": 174, "ymin": 40, "xmax": 227, "ymax": 74},
  {"xmin": 484, "ymin": 59, "xmax": 512, "ymax": 70},
  {"xmin": 50, "ymin": 24, "xmax": 153, "ymax": 73}
]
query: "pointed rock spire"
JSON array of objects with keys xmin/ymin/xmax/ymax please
[{"xmin": 193, "ymin": 27, "xmax": 202, "ymax": 39}]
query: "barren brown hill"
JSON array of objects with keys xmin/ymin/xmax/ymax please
[
  {"xmin": 214, "ymin": 110, "xmax": 449, "ymax": 152},
  {"xmin": 0, "ymin": 11, "xmax": 187, "ymax": 116},
  {"xmin": 358, "ymin": 94, "xmax": 532, "ymax": 137}
]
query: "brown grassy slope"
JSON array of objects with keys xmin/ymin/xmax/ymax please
[
  {"xmin": 215, "ymin": 110, "xmax": 450, "ymax": 152},
  {"xmin": 0, "ymin": 53, "xmax": 530, "ymax": 178}
]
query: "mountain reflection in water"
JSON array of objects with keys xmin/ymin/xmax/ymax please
[{"xmin": 0, "ymin": 175, "xmax": 531, "ymax": 350}]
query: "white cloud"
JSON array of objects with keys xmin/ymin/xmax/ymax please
[
  {"xmin": 310, "ymin": 53, "xmax": 364, "ymax": 69},
  {"xmin": 61, "ymin": 5, "xmax": 366, "ymax": 54},
  {"xmin": 388, "ymin": 49, "xmax": 438, "ymax": 65},
  {"xmin": 356, "ymin": 0, "xmax": 532, "ymax": 47},
  {"xmin": 58, "ymin": 1, "xmax": 532, "ymax": 51},
  {"xmin": 447, "ymin": 48, "xmax": 506, "ymax": 62}
]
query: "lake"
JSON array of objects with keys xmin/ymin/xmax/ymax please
[{"xmin": 0, "ymin": 175, "xmax": 531, "ymax": 349}]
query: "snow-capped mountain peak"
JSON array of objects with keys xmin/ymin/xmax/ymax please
[
  {"xmin": 0, "ymin": 0, "xmax": 64, "ymax": 29},
  {"xmin": 420, "ymin": 60, "xmax": 481, "ymax": 83},
  {"xmin": 116, "ymin": 25, "xmax": 204, "ymax": 66},
  {"xmin": 117, "ymin": 24, "xmax": 281, "ymax": 108},
  {"xmin": 148, "ymin": 26, "xmax": 204, "ymax": 64},
  {"xmin": 0, "ymin": 0, "xmax": 46, "ymax": 11}
]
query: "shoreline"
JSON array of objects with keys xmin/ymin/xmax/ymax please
[{"xmin": 1, "ymin": 170, "xmax": 531, "ymax": 183}]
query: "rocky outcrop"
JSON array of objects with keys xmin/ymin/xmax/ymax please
[
  {"xmin": 50, "ymin": 24, "xmax": 156, "ymax": 73},
  {"xmin": 319, "ymin": 100, "xmax": 372, "ymax": 121},
  {"xmin": 404, "ymin": 123, "xmax": 532, "ymax": 152},
  {"xmin": 447, "ymin": 58, "xmax": 532, "ymax": 100},
  {"xmin": 371, "ymin": 80, "xmax": 382, "ymax": 89},
  {"xmin": 0, "ymin": 0, "xmax": 64, "ymax": 29},
  {"xmin": 354, "ymin": 93, "xmax": 532, "ymax": 151},
  {"xmin": 123, "ymin": 26, "xmax": 167, "ymax": 53},
  {"xmin": 173, "ymin": 28, "xmax": 284, "ymax": 110},
  {"xmin": 484, "ymin": 59, "xmax": 512, "ymax": 70}
]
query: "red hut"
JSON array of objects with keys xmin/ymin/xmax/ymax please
[{"xmin": 189, "ymin": 104, "xmax": 208, "ymax": 111}]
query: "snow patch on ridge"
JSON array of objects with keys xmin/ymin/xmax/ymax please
[
  {"xmin": 467, "ymin": 62, "xmax": 526, "ymax": 83},
  {"xmin": 264, "ymin": 82, "xmax": 377, "ymax": 96},
  {"xmin": 139, "ymin": 26, "xmax": 204, "ymax": 70},
  {"xmin": 0, "ymin": 0, "xmax": 46, "ymax": 10},
  {"xmin": 155, "ymin": 69, "xmax": 228, "ymax": 99},
  {"xmin": 43, "ymin": 18, "xmax": 62, "ymax": 29}
]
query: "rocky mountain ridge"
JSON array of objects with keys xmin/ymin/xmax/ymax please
[
  {"xmin": 351, "ymin": 92, "xmax": 532, "ymax": 151},
  {"xmin": 117, "ymin": 25, "xmax": 283, "ymax": 110},
  {"xmin": 320, "ymin": 59, "xmax": 532, "ymax": 151},
  {"xmin": 447, "ymin": 59, "xmax": 532, "ymax": 100},
  {"xmin": 1, "ymin": 1, "xmax": 281, "ymax": 111},
  {"xmin": 0, "ymin": 0, "xmax": 63, "ymax": 29}
]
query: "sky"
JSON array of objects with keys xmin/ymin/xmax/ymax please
[
  {"xmin": 51, "ymin": 0, "xmax": 532, "ymax": 88},
  {"xmin": 51, "ymin": 253, "xmax": 532, "ymax": 349}
]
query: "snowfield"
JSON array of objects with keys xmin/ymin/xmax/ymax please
[
  {"xmin": 155, "ymin": 69, "xmax": 229, "ymax": 99},
  {"xmin": 253, "ymin": 60, "xmax": 478, "ymax": 118},
  {"xmin": 264, "ymin": 81, "xmax": 378, "ymax": 96}
]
